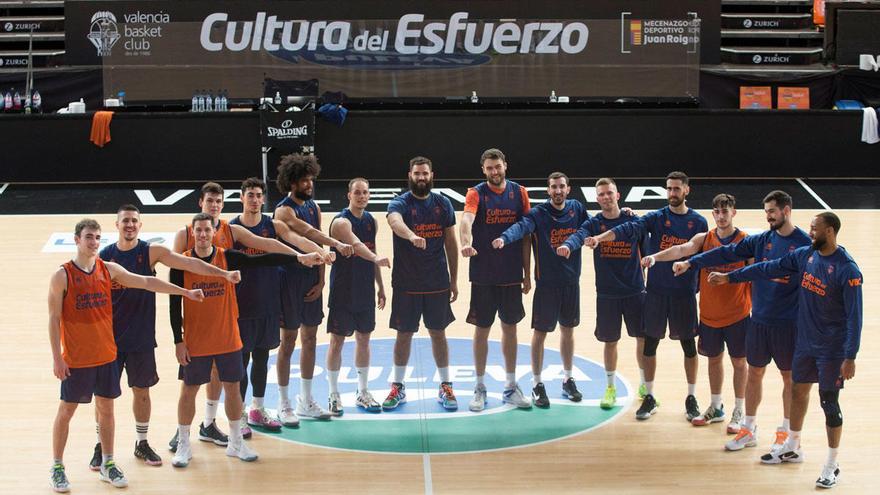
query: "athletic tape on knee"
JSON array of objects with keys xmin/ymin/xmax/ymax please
[
  {"xmin": 680, "ymin": 338, "xmax": 697, "ymax": 358},
  {"xmin": 643, "ymin": 337, "xmax": 660, "ymax": 357},
  {"xmin": 820, "ymin": 390, "xmax": 842, "ymax": 427}
]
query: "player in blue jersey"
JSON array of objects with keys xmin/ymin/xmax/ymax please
[
  {"xmin": 459, "ymin": 148, "xmax": 533, "ymax": 411},
  {"xmin": 92, "ymin": 205, "xmax": 238, "ymax": 470},
  {"xmin": 274, "ymin": 154, "xmax": 356, "ymax": 423},
  {"xmin": 325, "ymin": 178, "xmax": 391, "ymax": 415},
  {"xmin": 708, "ymin": 212, "xmax": 862, "ymax": 489},
  {"xmin": 674, "ymin": 190, "xmax": 811, "ymax": 455},
  {"xmin": 584, "ymin": 171, "xmax": 708, "ymax": 421},
  {"xmin": 559, "ymin": 178, "xmax": 648, "ymax": 410},
  {"xmin": 494, "ymin": 172, "xmax": 587, "ymax": 408},
  {"xmin": 233, "ymin": 177, "xmax": 334, "ymax": 434},
  {"xmin": 383, "ymin": 156, "xmax": 460, "ymax": 411}
]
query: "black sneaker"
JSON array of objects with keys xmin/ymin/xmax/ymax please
[
  {"xmin": 168, "ymin": 431, "xmax": 178, "ymax": 453},
  {"xmin": 636, "ymin": 394, "xmax": 658, "ymax": 420},
  {"xmin": 532, "ymin": 383, "xmax": 550, "ymax": 408},
  {"xmin": 685, "ymin": 394, "xmax": 700, "ymax": 422},
  {"xmin": 134, "ymin": 440, "xmax": 162, "ymax": 466},
  {"xmin": 199, "ymin": 420, "xmax": 228, "ymax": 446},
  {"xmin": 88, "ymin": 443, "xmax": 102, "ymax": 471},
  {"xmin": 562, "ymin": 377, "xmax": 583, "ymax": 402}
]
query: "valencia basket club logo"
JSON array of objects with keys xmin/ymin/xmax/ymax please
[
  {"xmin": 247, "ymin": 337, "xmax": 632, "ymax": 454},
  {"xmin": 88, "ymin": 11, "xmax": 120, "ymax": 56}
]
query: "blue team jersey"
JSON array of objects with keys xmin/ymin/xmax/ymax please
[
  {"xmin": 329, "ymin": 209, "xmax": 377, "ymax": 311},
  {"xmin": 688, "ymin": 227, "xmax": 811, "ymax": 326},
  {"xmin": 99, "ymin": 240, "xmax": 156, "ymax": 352},
  {"xmin": 729, "ymin": 246, "xmax": 863, "ymax": 359},
  {"xmin": 564, "ymin": 212, "xmax": 648, "ymax": 298},
  {"xmin": 612, "ymin": 206, "xmax": 708, "ymax": 296},
  {"xmin": 468, "ymin": 181, "xmax": 526, "ymax": 285},
  {"xmin": 230, "ymin": 214, "xmax": 281, "ymax": 319},
  {"xmin": 387, "ymin": 191, "xmax": 456, "ymax": 292},
  {"xmin": 500, "ymin": 199, "xmax": 589, "ymax": 287},
  {"xmin": 275, "ymin": 196, "xmax": 321, "ymax": 271}
]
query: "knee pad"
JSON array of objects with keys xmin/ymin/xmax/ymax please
[
  {"xmin": 643, "ymin": 336, "xmax": 660, "ymax": 357},
  {"xmin": 820, "ymin": 390, "xmax": 843, "ymax": 427},
  {"xmin": 680, "ymin": 338, "xmax": 697, "ymax": 358}
]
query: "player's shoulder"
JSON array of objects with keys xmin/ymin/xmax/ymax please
[
  {"xmin": 98, "ymin": 243, "xmax": 114, "ymax": 259},
  {"xmin": 792, "ymin": 226, "xmax": 812, "ymax": 242}
]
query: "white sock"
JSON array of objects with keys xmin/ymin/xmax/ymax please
[
  {"xmin": 782, "ymin": 418, "xmax": 791, "ymax": 432},
  {"xmin": 95, "ymin": 423, "xmax": 101, "ymax": 444},
  {"xmin": 228, "ymin": 420, "xmax": 242, "ymax": 445},
  {"xmin": 135, "ymin": 422, "xmax": 149, "ymax": 442},
  {"xmin": 357, "ymin": 367, "xmax": 369, "ymax": 393},
  {"xmin": 505, "ymin": 372, "xmax": 516, "ymax": 388},
  {"xmin": 300, "ymin": 378, "xmax": 312, "ymax": 401},
  {"xmin": 252, "ymin": 396, "xmax": 264, "ymax": 409},
  {"xmin": 177, "ymin": 425, "xmax": 191, "ymax": 445},
  {"xmin": 605, "ymin": 370, "xmax": 615, "ymax": 388},
  {"xmin": 744, "ymin": 416, "xmax": 756, "ymax": 430},
  {"xmin": 687, "ymin": 383, "xmax": 696, "ymax": 396},
  {"xmin": 393, "ymin": 365, "xmax": 406, "ymax": 384},
  {"xmin": 204, "ymin": 400, "xmax": 218, "ymax": 427},
  {"xmin": 328, "ymin": 370, "xmax": 339, "ymax": 395},
  {"xmin": 563, "ymin": 369, "xmax": 572, "ymax": 380},
  {"xmin": 826, "ymin": 447, "xmax": 839, "ymax": 466},
  {"xmin": 279, "ymin": 385, "xmax": 290, "ymax": 404},
  {"xmin": 645, "ymin": 381, "xmax": 654, "ymax": 395},
  {"xmin": 532, "ymin": 373, "xmax": 542, "ymax": 387},
  {"xmin": 476, "ymin": 374, "xmax": 485, "ymax": 386},
  {"xmin": 788, "ymin": 430, "xmax": 801, "ymax": 449},
  {"xmin": 438, "ymin": 367, "xmax": 450, "ymax": 383},
  {"xmin": 711, "ymin": 394, "xmax": 722, "ymax": 409},
  {"xmin": 639, "ymin": 368, "xmax": 646, "ymax": 385},
  {"xmin": 734, "ymin": 397, "xmax": 744, "ymax": 410},
  {"xmin": 101, "ymin": 454, "xmax": 113, "ymax": 465}
]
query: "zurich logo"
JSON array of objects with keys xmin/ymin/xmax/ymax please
[
  {"xmin": 743, "ymin": 19, "xmax": 753, "ymax": 28},
  {"xmin": 246, "ymin": 337, "xmax": 632, "ymax": 454},
  {"xmin": 752, "ymin": 54, "xmax": 763, "ymax": 64}
]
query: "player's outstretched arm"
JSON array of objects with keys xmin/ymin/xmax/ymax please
[
  {"xmin": 330, "ymin": 217, "xmax": 388, "ymax": 266},
  {"xmin": 645, "ymin": 232, "xmax": 707, "ymax": 268},
  {"xmin": 387, "ymin": 212, "xmax": 425, "ymax": 249},
  {"xmin": 106, "ymin": 261, "xmax": 204, "ymax": 300},
  {"xmin": 151, "ymin": 244, "xmax": 240, "ymax": 284},
  {"xmin": 274, "ymin": 220, "xmax": 335, "ymax": 264},
  {"xmin": 459, "ymin": 211, "xmax": 478, "ymax": 257}
]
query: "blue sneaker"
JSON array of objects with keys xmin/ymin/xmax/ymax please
[{"xmin": 438, "ymin": 382, "xmax": 458, "ymax": 411}]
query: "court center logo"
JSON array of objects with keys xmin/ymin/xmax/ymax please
[
  {"xmin": 88, "ymin": 11, "xmax": 120, "ymax": 56},
  {"xmin": 251, "ymin": 337, "xmax": 631, "ymax": 454}
]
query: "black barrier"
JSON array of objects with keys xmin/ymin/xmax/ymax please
[
  {"xmin": 64, "ymin": 0, "xmax": 717, "ymax": 101},
  {"xmin": 260, "ymin": 108, "xmax": 315, "ymax": 151}
]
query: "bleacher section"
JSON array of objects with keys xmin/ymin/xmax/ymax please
[
  {"xmin": 721, "ymin": 0, "xmax": 824, "ymax": 66},
  {"xmin": 0, "ymin": 0, "xmax": 64, "ymax": 69}
]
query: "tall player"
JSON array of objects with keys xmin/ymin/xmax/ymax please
[
  {"xmin": 644, "ymin": 193, "xmax": 749, "ymax": 432},
  {"xmin": 325, "ymin": 178, "xmax": 391, "ymax": 415},
  {"xmin": 559, "ymin": 178, "xmax": 648, "ymax": 410},
  {"xmin": 383, "ymin": 156, "xmax": 460, "ymax": 411},
  {"xmin": 459, "ymin": 148, "xmax": 532, "ymax": 411},
  {"xmin": 231, "ymin": 177, "xmax": 332, "ymax": 434},
  {"xmin": 708, "ymin": 212, "xmax": 862, "ymax": 489},
  {"xmin": 49, "ymin": 219, "xmax": 204, "ymax": 493},
  {"xmin": 169, "ymin": 213, "xmax": 323, "ymax": 468},
  {"xmin": 673, "ymin": 190, "xmax": 810, "ymax": 454},
  {"xmin": 494, "ymin": 172, "xmax": 587, "ymax": 407},
  {"xmin": 584, "ymin": 171, "xmax": 708, "ymax": 421},
  {"xmin": 91, "ymin": 205, "xmax": 239, "ymax": 470},
  {"xmin": 274, "ymin": 154, "xmax": 355, "ymax": 423}
]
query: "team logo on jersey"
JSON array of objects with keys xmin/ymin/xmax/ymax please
[
  {"xmin": 789, "ymin": 245, "xmax": 797, "ymax": 252},
  {"xmin": 766, "ymin": 243, "xmax": 773, "ymax": 251},
  {"xmin": 508, "ymin": 191, "xmax": 514, "ymax": 200},
  {"xmin": 664, "ymin": 219, "xmax": 672, "ymax": 227},
  {"xmin": 136, "ymin": 254, "xmax": 144, "ymax": 265},
  {"xmin": 687, "ymin": 220, "xmax": 694, "ymax": 229},
  {"xmin": 248, "ymin": 338, "xmax": 631, "ymax": 454},
  {"xmin": 808, "ymin": 255, "xmax": 814, "ymax": 264},
  {"xmin": 827, "ymin": 265, "xmax": 835, "ymax": 274},
  {"xmin": 434, "ymin": 206, "xmax": 441, "ymax": 216}
]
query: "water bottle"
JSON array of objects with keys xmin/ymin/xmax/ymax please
[
  {"xmin": 220, "ymin": 90, "xmax": 228, "ymax": 111},
  {"xmin": 191, "ymin": 91, "xmax": 198, "ymax": 112},
  {"xmin": 197, "ymin": 91, "xmax": 205, "ymax": 112},
  {"xmin": 205, "ymin": 91, "xmax": 214, "ymax": 112},
  {"xmin": 4, "ymin": 90, "xmax": 12, "ymax": 111},
  {"xmin": 117, "ymin": 91, "xmax": 125, "ymax": 106},
  {"xmin": 32, "ymin": 90, "xmax": 41, "ymax": 112},
  {"xmin": 470, "ymin": 90, "xmax": 478, "ymax": 103},
  {"xmin": 550, "ymin": 90, "xmax": 557, "ymax": 103},
  {"xmin": 13, "ymin": 90, "xmax": 21, "ymax": 111},
  {"xmin": 274, "ymin": 91, "xmax": 282, "ymax": 105},
  {"xmin": 24, "ymin": 90, "xmax": 31, "ymax": 114},
  {"xmin": 214, "ymin": 91, "xmax": 221, "ymax": 112}
]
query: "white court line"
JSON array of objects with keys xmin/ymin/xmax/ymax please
[
  {"xmin": 0, "ymin": 183, "xmax": 8, "ymax": 196},
  {"xmin": 423, "ymin": 453, "xmax": 433, "ymax": 495},
  {"xmin": 796, "ymin": 178, "xmax": 832, "ymax": 210}
]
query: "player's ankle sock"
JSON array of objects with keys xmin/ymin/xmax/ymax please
[
  {"xmin": 95, "ymin": 423, "xmax": 101, "ymax": 444},
  {"xmin": 532, "ymin": 373, "xmax": 542, "ymax": 387},
  {"xmin": 279, "ymin": 386, "xmax": 289, "ymax": 404},
  {"xmin": 393, "ymin": 365, "xmax": 406, "ymax": 384},
  {"xmin": 743, "ymin": 416, "xmax": 756, "ymax": 430},
  {"xmin": 357, "ymin": 367, "xmax": 369, "ymax": 392},
  {"xmin": 711, "ymin": 394, "xmax": 722, "ymax": 409},
  {"xmin": 639, "ymin": 368, "xmax": 646, "ymax": 385},
  {"xmin": 204, "ymin": 400, "xmax": 218, "ymax": 426},
  {"xmin": 505, "ymin": 372, "xmax": 516, "ymax": 388},
  {"xmin": 135, "ymin": 422, "xmax": 148, "ymax": 442},
  {"xmin": 300, "ymin": 378, "xmax": 312, "ymax": 401},
  {"xmin": 564, "ymin": 369, "xmax": 572, "ymax": 380},
  {"xmin": 734, "ymin": 397, "xmax": 744, "ymax": 410},
  {"xmin": 826, "ymin": 447, "xmax": 839, "ymax": 466},
  {"xmin": 177, "ymin": 425, "xmax": 191, "ymax": 444},
  {"xmin": 101, "ymin": 454, "xmax": 113, "ymax": 465},
  {"xmin": 438, "ymin": 367, "xmax": 450, "ymax": 383},
  {"xmin": 252, "ymin": 396, "xmax": 264, "ymax": 409},
  {"xmin": 646, "ymin": 381, "xmax": 654, "ymax": 395},
  {"xmin": 782, "ymin": 418, "xmax": 791, "ymax": 432},
  {"xmin": 687, "ymin": 383, "xmax": 696, "ymax": 396},
  {"xmin": 605, "ymin": 370, "xmax": 615, "ymax": 388},
  {"xmin": 327, "ymin": 370, "xmax": 339, "ymax": 395},
  {"xmin": 476, "ymin": 374, "xmax": 485, "ymax": 386}
]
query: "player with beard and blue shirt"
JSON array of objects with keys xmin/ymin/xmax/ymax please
[
  {"xmin": 675, "ymin": 190, "xmax": 811, "ymax": 455},
  {"xmin": 494, "ymin": 172, "xmax": 588, "ymax": 408},
  {"xmin": 708, "ymin": 212, "xmax": 862, "ymax": 489},
  {"xmin": 583, "ymin": 171, "xmax": 708, "ymax": 422},
  {"xmin": 383, "ymin": 156, "xmax": 460, "ymax": 411}
]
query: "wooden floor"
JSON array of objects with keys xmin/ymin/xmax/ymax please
[{"xmin": 1, "ymin": 209, "xmax": 877, "ymax": 494}]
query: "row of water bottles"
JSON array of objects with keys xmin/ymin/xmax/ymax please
[
  {"xmin": 192, "ymin": 90, "xmax": 229, "ymax": 112},
  {"xmin": 3, "ymin": 88, "xmax": 42, "ymax": 113}
]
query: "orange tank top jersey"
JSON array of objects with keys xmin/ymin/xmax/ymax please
[
  {"xmin": 699, "ymin": 229, "xmax": 752, "ymax": 328},
  {"xmin": 182, "ymin": 248, "xmax": 242, "ymax": 357},
  {"xmin": 185, "ymin": 219, "xmax": 234, "ymax": 251},
  {"xmin": 60, "ymin": 259, "xmax": 116, "ymax": 368}
]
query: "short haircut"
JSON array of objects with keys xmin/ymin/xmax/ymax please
[
  {"xmin": 276, "ymin": 153, "xmax": 321, "ymax": 194},
  {"xmin": 348, "ymin": 177, "xmax": 369, "ymax": 191},
  {"xmin": 74, "ymin": 218, "xmax": 101, "ymax": 237},
  {"xmin": 816, "ymin": 211, "xmax": 841, "ymax": 234},
  {"xmin": 409, "ymin": 156, "xmax": 432, "ymax": 171},
  {"xmin": 117, "ymin": 204, "xmax": 140, "ymax": 214},
  {"xmin": 241, "ymin": 177, "xmax": 266, "ymax": 194},
  {"xmin": 712, "ymin": 193, "xmax": 736, "ymax": 209},
  {"xmin": 548, "ymin": 171, "xmax": 569, "ymax": 186},
  {"xmin": 191, "ymin": 212, "xmax": 214, "ymax": 227},
  {"xmin": 762, "ymin": 190, "xmax": 792, "ymax": 209},
  {"xmin": 200, "ymin": 182, "xmax": 224, "ymax": 200},
  {"xmin": 595, "ymin": 177, "xmax": 617, "ymax": 188},
  {"xmin": 480, "ymin": 148, "xmax": 506, "ymax": 165},
  {"xmin": 666, "ymin": 171, "xmax": 689, "ymax": 185}
]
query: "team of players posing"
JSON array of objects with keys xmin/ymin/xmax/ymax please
[{"xmin": 48, "ymin": 149, "xmax": 863, "ymax": 492}]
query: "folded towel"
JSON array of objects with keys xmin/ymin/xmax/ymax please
[
  {"xmin": 862, "ymin": 108, "xmax": 879, "ymax": 144},
  {"xmin": 90, "ymin": 111, "xmax": 114, "ymax": 148}
]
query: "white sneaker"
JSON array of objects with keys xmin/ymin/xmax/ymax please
[
  {"xmin": 277, "ymin": 400, "xmax": 300, "ymax": 427},
  {"xmin": 816, "ymin": 463, "xmax": 840, "ymax": 489},
  {"xmin": 469, "ymin": 383, "xmax": 488, "ymax": 412},
  {"xmin": 98, "ymin": 461, "xmax": 128, "ymax": 488},
  {"xmin": 725, "ymin": 425, "xmax": 757, "ymax": 451},
  {"xmin": 295, "ymin": 395, "xmax": 332, "ymax": 420},
  {"xmin": 328, "ymin": 392, "xmax": 344, "ymax": 416},
  {"xmin": 502, "ymin": 385, "xmax": 532, "ymax": 409},
  {"xmin": 226, "ymin": 441, "xmax": 259, "ymax": 462},
  {"xmin": 727, "ymin": 407, "xmax": 744, "ymax": 434},
  {"xmin": 171, "ymin": 441, "xmax": 192, "ymax": 468},
  {"xmin": 355, "ymin": 390, "xmax": 382, "ymax": 413}
]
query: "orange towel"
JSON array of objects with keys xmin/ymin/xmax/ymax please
[{"xmin": 90, "ymin": 111, "xmax": 114, "ymax": 148}]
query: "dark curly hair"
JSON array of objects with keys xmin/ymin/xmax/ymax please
[{"xmin": 276, "ymin": 153, "xmax": 321, "ymax": 194}]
